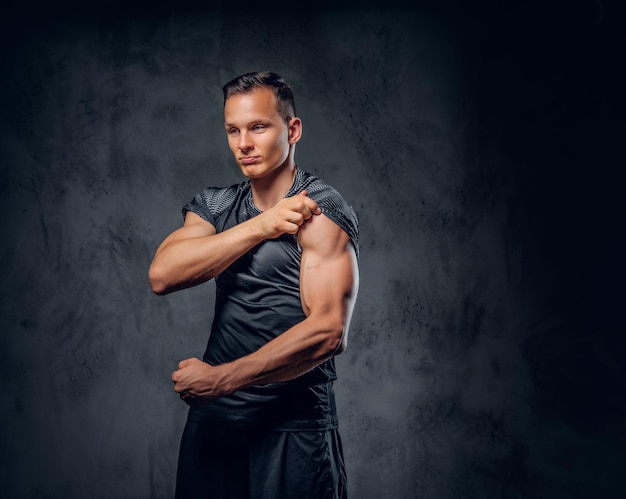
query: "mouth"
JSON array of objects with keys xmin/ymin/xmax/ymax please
[{"xmin": 239, "ymin": 156, "xmax": 260, "ymax": 165}]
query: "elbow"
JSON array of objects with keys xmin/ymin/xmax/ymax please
[
  {"xmin": 331, "ymin": 327, "xmax": 348, "ymax": 356},
  {"xmin": 334, "ymin": 333, "xmax": 348, "ymax": 355},
  {"xmin": 321, "ymin": 317, "xmax": 348, "ymax": 357},
  {"xmin": 148, "ymin": 263, "xmax": 170, "ymax": 296}
]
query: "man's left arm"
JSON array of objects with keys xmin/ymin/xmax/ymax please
[{"xmin": 172, "ymin": 213, "xmax": 359, "ymax": 404}]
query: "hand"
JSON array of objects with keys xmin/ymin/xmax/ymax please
[
  {"xmin": 172, "ymin": 357, "xmax": 226, "ymax": 406},
  {"xmin": 256, "ymin": 190, "xmax": 321, "ymax": 239}
]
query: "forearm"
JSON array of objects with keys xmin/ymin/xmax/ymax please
[
  {"xmin": 149, "ymin": 218, "xmax": 264, "ymax": 295},
  {"xmin": 216, "ymin": 313, "xmax": 345, "ymax": 394}
]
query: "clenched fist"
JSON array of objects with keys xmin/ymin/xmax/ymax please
[{"xmin": 172, "ymin": 357, "xmax": 230, "ymax": 406}]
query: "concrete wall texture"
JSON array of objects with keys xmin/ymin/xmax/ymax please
[{"xmin": 1, "ymin": 1, "xmax": 624, "ymax": 498}]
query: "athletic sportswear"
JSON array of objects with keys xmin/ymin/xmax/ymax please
[
  {"xmin": 181, "ymin": 168, "xmax": 358, "ymax": 431},
  {"xmin": 175, "ymin": 421, "xmax": 347, "ymax": 499}
]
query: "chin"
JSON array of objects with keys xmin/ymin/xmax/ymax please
[
  {"xmin": 239, "ymin": 167, "xmax": 265, "ymax": 180},
  {"xmin": 239, "ymin": 164, "xmax": 278, "ymax": 180},
  {"xmin": 239, "ymin": 164, "xmax": 259, "ymax": 175}
]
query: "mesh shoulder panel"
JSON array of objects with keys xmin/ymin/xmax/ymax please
[{"xmin": 182, "ymin": 184, "xmax": 242, "ymax": 227}]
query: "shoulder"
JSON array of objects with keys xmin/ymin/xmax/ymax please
[
  {"xmin": 182, "ymin": 181, "xmax": 249, "ymax": 223},
  {"xmin": 293, "ymin": 169, "xmax": 359, "ymax": 256}
]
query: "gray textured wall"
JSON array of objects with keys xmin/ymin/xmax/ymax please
[{"xmin": 1, "ymin": 1, "xmax": 624, "ymax": 498}]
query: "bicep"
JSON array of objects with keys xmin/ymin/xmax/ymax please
[{"xmin": 298, "ymin": 215, "xmax": 359, "ymax": 320}]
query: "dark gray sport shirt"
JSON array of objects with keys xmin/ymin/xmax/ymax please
[{"xmin": 182, "ymin": 168, "xmax": 358, "ymax": 430}]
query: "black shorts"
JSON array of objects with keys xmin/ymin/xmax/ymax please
[{"xmin": 175, "ymin": 419, "xmax": 347, "ymax": 499}]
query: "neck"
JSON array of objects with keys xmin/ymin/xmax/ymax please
[{"xmin": 250, "ymin": 159, "xmax": 297, "ymax": 211}]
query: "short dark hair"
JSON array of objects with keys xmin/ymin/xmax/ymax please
[{"xmin": 222, "ymin": 71, "xmax": 296, "ymax": 122}]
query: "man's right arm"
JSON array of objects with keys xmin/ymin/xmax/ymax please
[
  {"xmin": 148, "ymin": 191, "xmax": 320, "ymax": 295},
  {"xmin": 149, "ymin": 211, "xmax": 260, "ymax": 295}
]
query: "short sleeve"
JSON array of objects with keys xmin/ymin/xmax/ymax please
[
  {"xmin": 182, "ymin": 185, "xmax": 240, "ymax": 227},
  {"xmin": 306, "ymin": 182, "xmax": 359, "ymax": 258}
]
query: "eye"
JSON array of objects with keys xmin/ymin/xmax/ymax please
[
  {"xmin": 252, "ymin": 124, "xmax": 266, "ymax": 132},
  {"xmin": 227, "ymin": 127, "xmax": 239, "ymax": 136}
]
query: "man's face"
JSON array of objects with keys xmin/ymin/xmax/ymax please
[{"xmin": 224, "ymin": 87, "xmax": 297, "ymax": 180}]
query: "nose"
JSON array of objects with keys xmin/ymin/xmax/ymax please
[{"xmin": 238, "ymin": 131, "xmax": 253, "ymax": 152}]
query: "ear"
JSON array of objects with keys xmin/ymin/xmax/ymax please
[{"xmin": 288, "ymin": 117, "xmax": 302, "ymax": 145}]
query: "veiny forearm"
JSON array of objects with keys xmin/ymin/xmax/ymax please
[
  {"xmin": 216, "ymin": 312, "xmax": 346, "ymax": 394},
  {"xmin": 149, "ymin": 218, "xmax": 265, "ymax": 295}
]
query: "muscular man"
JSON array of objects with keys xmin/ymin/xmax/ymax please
[{"xmin": 149, "ymin": 72, "xmax": 359, "ymax": 499}]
